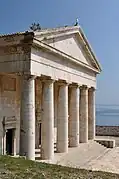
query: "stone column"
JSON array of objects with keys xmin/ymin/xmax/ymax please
[
  {"xmin": 79, "ymin": 85, "xmax": 88, "ymax": 143},
  {"xmin": 69, "ymin": 84, "xmax": 79, "ymax": 147},
  {"xmin": 20, "ymin": 75, "xmax": 36, "ymax": 160},
  {"xmin": 41, "ymin": 79, "xmax": 54, "ymax": 160},
  {"xmin": 54, "ymin": 83, "xmax": 58, "ymax": 144},
  {"xmin": 88, "ymin": 87, "xmax": 95, "ymax": 140},
  {"xmin": 57, "ymin": 81, "xmax": 68, "ymax": 153}
]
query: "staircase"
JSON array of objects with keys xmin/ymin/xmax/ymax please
[{"xmin": 35, "ymin": 143, "xmax": 57, "ymax": 160}]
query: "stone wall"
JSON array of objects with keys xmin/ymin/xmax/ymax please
[
  {"xmin": 0, "ymin": 75, "xmax": 21, "ymax": 155},
  {"xmin": 96, "ymin": 126, "xmax": 119, "ymax": 137}
]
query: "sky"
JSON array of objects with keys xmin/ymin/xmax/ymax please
[{"xmin": 0, "ymin": 0, "xmax": 119, "ymax": 105}]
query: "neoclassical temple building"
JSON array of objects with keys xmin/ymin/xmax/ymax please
[{"xmin": 0, "ymin": 26, "xmax": 101, "ymax": 160}]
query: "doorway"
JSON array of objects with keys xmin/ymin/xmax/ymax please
[{"xmin": 6, "ymin": 129, "xmax": 14, "ymax": 155}]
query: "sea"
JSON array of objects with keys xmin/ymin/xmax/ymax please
[{"xmin": 96, "ymin": 105, "xmax": 119, "ymax": 126}]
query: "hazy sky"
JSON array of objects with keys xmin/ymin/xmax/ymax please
[{"xmin": 0, "ymin": 0, "xmax": 118, "ymax": 105}]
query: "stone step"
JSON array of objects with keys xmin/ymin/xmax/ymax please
[
  {"xmin": 95, "ymin": 138, "xmax": 115, "ymax": 148},
  {"xmin": 35, "ymin": 141, "xmax": 109, "ymax": 163},
  {"xmin": 35, "ymin": 143, "xmax": 57, "ymax": 160},
  {"xmin": 52, "ymin": 141, "xmax": 109, "ymax": 167}
]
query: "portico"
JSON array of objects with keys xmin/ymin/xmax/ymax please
[{"xmin": 0, "ymin": 25, "xmax": 101, "ymax": 161}]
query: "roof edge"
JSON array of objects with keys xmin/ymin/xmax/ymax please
[
  {"xmin": 0, "ymin": 31, "xmax": 34, "ymax": 38},
  {"xmin": 79, "ymin": 27, "xmax": 102, "ymax": 73}
]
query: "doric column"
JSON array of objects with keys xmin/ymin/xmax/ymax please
[
  {"xmin": 69, "ymin": 84, "xmax": 79, "ymax": 147},
  {"xmin": 88, "ymin": 87, "xmax": 95, "ymax": 140},
  {"xmin": 54, "ymin": 83, "xmax": 58, "ymax": 144},
  {"xmin": 20, "ymin": 75, "xmax": 36, "ymax": 160},
  {"xmin": 57, "ymin": 81, "xmax": 68, "ymax": 153},
  {"xmin": 79, "ymin": 85, "xmax": 88, "ymax": 143},
  {"xmin": 41, "ymin": 79, "xmax": 54, "ymax": 160}
]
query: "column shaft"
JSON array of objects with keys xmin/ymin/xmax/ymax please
[
  {"xmin": 69, "ymin": 85, "xmax": 79, "ymax": 147},
  {"xmin": 54, "ymin": 83, "xmax": 58, "ymax": 144},
  {"xmin": 57, "ymin": 83, "xmax": 68, "ymax": 153},
  {"xmin": 79, "ymin": 86, "xmax": 88, "ymax": 143},
  {"xmin": 41, "ymin": 80, "xmax": 54, "ymax": 160},
  {"xmin": 20, "ymin": 75, "xmax": 35, "ymax": 160},
  {"xmin": 88, "ymin": 87, "xmax": 95, "ymax": 140}
]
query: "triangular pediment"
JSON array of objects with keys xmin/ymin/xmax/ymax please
[{"xmin": 34, "ymin": 26, "xmax": 101, "ymax": 73}]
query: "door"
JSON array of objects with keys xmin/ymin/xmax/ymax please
[{"xmin": 6, "ymin": 129, "xmax": 13, "ymax": 155}]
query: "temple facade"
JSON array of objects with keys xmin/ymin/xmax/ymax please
[{"xmin": 0, "ymin": 26, "xmax": 101, "ymax": 160}]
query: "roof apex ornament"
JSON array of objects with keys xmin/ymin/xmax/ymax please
[
  {"xmin": 74, "ymin": 18, "xmax": 79, "ymax": 26},
  {"xmin": 30, "ymin": 23, "xmax": 41, "ymax": 31}
]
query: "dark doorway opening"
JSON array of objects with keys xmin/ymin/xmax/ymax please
[{"xmin": 6, "ymin": 129, "xmax": 13, "ymax": 155}]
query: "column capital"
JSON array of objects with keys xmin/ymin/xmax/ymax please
[
  {"xmin": 21, "ymin": 74, "xmax": 37, "ymax": 81},
  {"xmin": 80, "ymin": 85, "xmax": 88, "ymax": 90},
  {"xmin": 89, "ymin": 87, "xmax": 96, "ymax": 92},
  {"xmin": 40, "ymin": 75, "xmax": 54, "ymax": 83},
  {"xmin": 56, "ymin": 80, "xmax": 69, "ymax": 86},
  {"xmin": 42, "ymin": 78, "xmax": 54, "ymax": 84},
  {"xmin": 69, "ymin": 83, "xmax": 79, "ymax": 88}
]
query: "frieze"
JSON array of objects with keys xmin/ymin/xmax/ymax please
[
  {"xmin": 3, "ymin": 36, "xmax": 15, "ymax": 42},
  {"xmin": 4, "ymin": 46, "xmax": 22, "ymax": 54},
  {"xmin": 0, "ymin": 45, "xmax": 31, "ymax": 55}
]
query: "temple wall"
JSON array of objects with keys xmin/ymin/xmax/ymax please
[{"xmin": 0, "ymin": 75, "xmax": 20, "ymax": 154}]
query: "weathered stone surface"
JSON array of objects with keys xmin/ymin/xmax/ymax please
[
  {"xmin": 95, "ymin": 139, "xmax": 115, "ymax": 148},
  {"xmin": 96, "ymin": 126, "xmax": 119, "ymax": 136},
  {"xmin": 0, "ymin": 26, "xmax": 101, "ymax": 162},
  {"xmin": 79, "ymin": 86, "xmax": 88, "ymax": 143}
]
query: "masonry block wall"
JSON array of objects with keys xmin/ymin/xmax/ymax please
[
  {"xmin": 0, "ymin": 75, "xmax": 21, "ymax": 155},
  {"xmin": 96, "ymin": 126, "xmax": 119, "ymax": 136}
]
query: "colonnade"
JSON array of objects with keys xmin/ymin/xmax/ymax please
[{"xmin": 20, "ymin": 75, "xmax": 95, "ymax": 160}]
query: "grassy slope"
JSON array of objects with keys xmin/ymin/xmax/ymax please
[{"xmin": 0, "ymin": 156, "xmax": 118, "ymax": 179}]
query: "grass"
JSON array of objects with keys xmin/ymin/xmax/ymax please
[{"xmin": 0, "ymin": 155, "xmax": 118, "ymax": 179}]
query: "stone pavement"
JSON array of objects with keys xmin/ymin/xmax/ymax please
[
  {"xmin": 36, "ymin": 140, "xmax": 119, "ymax": 174},
  {"xmin": 88, "ymin": 146, "xmax": 119, "ymax": 174}
]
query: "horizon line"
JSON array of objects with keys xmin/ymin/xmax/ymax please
[{"xmin": 96, "ymin": 104, "xmax": 119, "ymax": 106}]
